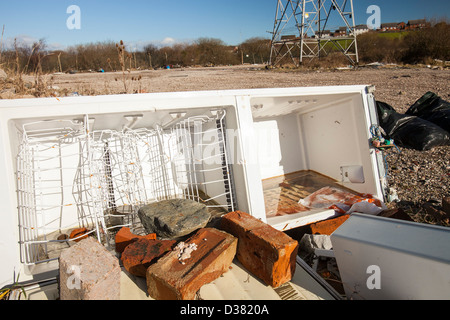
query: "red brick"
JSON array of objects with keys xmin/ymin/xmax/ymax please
[
  {"xmin": 146, "ymin": 228, "xmax": 237, "ymax": 300},
  {"xmin": 115, "ymin": 227, "xmax": 157, "ymax": 253},
  {"xmin": 220, "ymin": 211, "xmax": 298, "ymax": 288},
  {"xmin": 309, "ymin": 214, "xmax": 351, "ymax": 235},
  {"xmin": 121, "ymin": 238, "xmax": 177, "ymax": 277},
  {"xmin": 69, "ymin": 227, "xmax": 90, "ymax": 242}
]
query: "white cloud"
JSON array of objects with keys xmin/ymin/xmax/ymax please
[
  {"xmin": 2, "ymin": 34, "xmax": 66, "ymax": 51},
  {"xmin": 161, "ymin": 37, "xmax": 176, "ymax": 45},
  {"xmin": 125, "ymin": 37, "xmax": 193, "ymax": 51},
  {"xmin": 3, "ymin": 34, "xmax": 36, "ymax": 49}
]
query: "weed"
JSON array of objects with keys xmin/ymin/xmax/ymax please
[
  {"xmin": 0, "ymin": 271, "xmax": 26, "ymax": 300},
  {"xmin": 116, "ymin": 40, "xmax": 130, "ymax": 93}
]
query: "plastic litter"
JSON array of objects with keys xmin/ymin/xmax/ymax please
[
  {"xmin": 376, "ymin": 100, "xmax": 450, "ymax": 151},
  {"xmin": 346, "ymin": 201, "xmax": 384, "ymax": 215},
  {"xmin": 406, "ymin": 92, "xmax": 450, "ymax": 134},
  {"xmin": 298, "ymin": 186, "xmax": 385, "ymax": 215}
]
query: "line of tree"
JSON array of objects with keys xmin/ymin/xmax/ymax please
[
  {"xmin": 0, "ymin": 20, "xmax": 448, "ymax": 74},
  {"xmin": 0, "ymin": 37, "xmax": 272, "ymax": 74}
]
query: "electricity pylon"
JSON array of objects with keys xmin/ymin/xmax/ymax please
[{"xmin": 269, "ymin": 0, "xmax": 359, "ymax": 67}]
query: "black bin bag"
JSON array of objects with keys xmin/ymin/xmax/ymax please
[
  {"xmin": 376, "ymin": 100, "xmax": 450, "ymax": 151},
  {"xmin": 406, "ymin": 92, "xmax": 450, "ymax": 133}
]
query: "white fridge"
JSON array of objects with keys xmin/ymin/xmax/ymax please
[{"xmin": 0, "ymin": 85, "xmax": 386, "ymax": 290}]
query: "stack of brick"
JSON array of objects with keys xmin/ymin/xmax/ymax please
[
  {"xmin": 59, "ymin": 237, "xmax": 121, "ymax": 300},
  {"xmin": 146, "ymin": 228, "xmax": 237, "ymax": 300},
  {"xmin": 220, "ymin": 211, "xmax": 298, "ymax": 288}
]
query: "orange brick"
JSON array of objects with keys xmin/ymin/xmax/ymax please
[
  {"xmin": 146, "ymin": 228, "xmax": 237, "ymax": 300},
  {"xmin": 220, "ymin": 211, "xmax": 298, "ymax": 288},
  {"xmin": 121, "ymin": 238, "xmax": 176, "ymax": 277},
  {"xmin": 115, "ymin": 227, "xmax": 157, "ymax": 253},
  {"xmin": 309, "ymin": 214, "xmax": 351, "ymax": 235},
  {"xmin": 69, "ymin": 227, "xmax": 90, "ymax": 242}
]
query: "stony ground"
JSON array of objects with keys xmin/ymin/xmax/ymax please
[{"xmin": 2, "ymin": 64, "xmax": 449, "ymax": 226}]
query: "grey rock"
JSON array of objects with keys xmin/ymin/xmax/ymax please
[
  {"xmin": 138, "ymin": 199, "xmax": 211, "ymax": 239},
  {"xmin": 299, "ymin": 234, "xmax": 333, "ymax": 255}
]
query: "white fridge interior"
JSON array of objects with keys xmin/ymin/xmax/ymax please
[
  {"xmin": 247, "ymin": 87, "xmax": 385, "ymax": 230},
  {"xmin": 0, "ymin": 86, "xmax": 386, "ymax": 287}
]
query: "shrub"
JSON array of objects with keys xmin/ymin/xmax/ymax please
[{"xmin": 402, "ymin": 22, "xmax": 450, "ymax": 63}]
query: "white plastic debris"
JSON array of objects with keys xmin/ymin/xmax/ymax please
[
  {"xmin": 346, "ymin": 201, "xmax": 385, "ymax": 215},
  {"xmin": 174, "ymin": 242, "xmax": 198, "ymax": 265}
]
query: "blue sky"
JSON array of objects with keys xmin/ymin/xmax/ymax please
[{"xmin": 0, "ymin": 0, "xmax": 449, "ymax": 51}]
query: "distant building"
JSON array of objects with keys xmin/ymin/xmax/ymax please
[
  {"xmin": 407, "ymin": 19, "xmax": 428, "ymax": 29},
  {"xmin": 334, "ymin": 27, "xmax": 347, "ymax": 37},
  {"xmin": 380, "ymin": 22, "xmax": 400, "ymax": 32},
  {"xmin": 280, "ymin": 35, "xmax": 299, "ymax": 42},
  {"xmin": 313, "ymin": 30, "xmax": 331, "ymax": 38},
  {"xmin": 353, "ymin": 24, "xmax": 370, "ymax": 36}
]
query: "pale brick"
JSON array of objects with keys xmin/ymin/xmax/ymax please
[
  {"xmin": 59, "ymin": 237, "xmax": 120, "ymax": 300},
  {"xmin": 220, "ymin": 211, "xmax": 298, "ymax": 288}
]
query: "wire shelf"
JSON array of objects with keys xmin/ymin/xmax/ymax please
[{"xmin": 16, "ymin": 110, "xmax": 235, "ymax": 265}]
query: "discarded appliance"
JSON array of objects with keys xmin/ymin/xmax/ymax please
[
  {"xmin": 0, "ymin": 85, "xmax": 387, "ymax": 290},
  {"xmin": 331, "ymin": 213, "xmax": 450, "ymax": 300}
]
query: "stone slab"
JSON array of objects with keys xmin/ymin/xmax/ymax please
[{"xmin": 138, "ymin": 199, "xmax": 211, "ymax": 239}]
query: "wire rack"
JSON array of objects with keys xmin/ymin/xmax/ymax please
[{"xmin": 16, "ymin": 110, "xmax": 236, "ymax": 265}]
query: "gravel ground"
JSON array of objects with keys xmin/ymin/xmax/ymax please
[{"xmin": 3, "ymin": 64, "xmax": 450, "ymax": 226}]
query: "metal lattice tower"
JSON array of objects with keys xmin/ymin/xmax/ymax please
[{"xmin": 270, "ymin": 0, "xmax": 359, "ymax": 67}]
